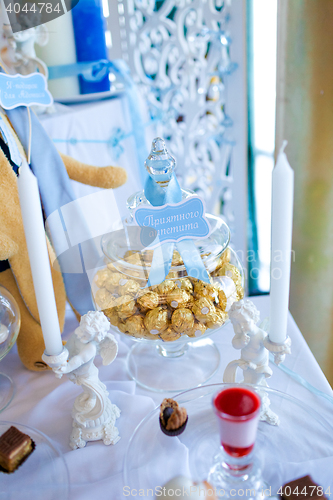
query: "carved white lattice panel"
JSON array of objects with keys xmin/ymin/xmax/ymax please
[{"xmin": 107, "ymin": 0, "xmax": 247, "ymax": 261}]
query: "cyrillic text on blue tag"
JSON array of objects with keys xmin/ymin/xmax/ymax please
[
  {"xmin": 0, "ymin": 73, "xmax": 53, "ymax": 109},
  {"xmin": 134, "ymin": 196, "xmax": 211, "ymax": 248}
]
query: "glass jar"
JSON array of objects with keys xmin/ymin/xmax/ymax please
[{"xmin": 91, "ymin": 138, "xmax": 244, "ymax": 391}]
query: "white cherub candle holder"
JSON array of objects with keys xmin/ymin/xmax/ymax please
[
  {"xmin": 42, "ymin": 311, "xmax": 121, "ymax": 449},
  {"xmin": 223, "ymin": 299, "xmax": 291, "ymax": 425}
]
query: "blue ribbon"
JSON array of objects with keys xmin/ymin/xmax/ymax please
[{"xmin": 144, "ymin": 139, "xmax": 210, "ymax": 287}]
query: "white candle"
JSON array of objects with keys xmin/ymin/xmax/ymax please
[
  {"xmin": 35, "ymin": 11, "xmax": 79, "ymax": 99},
  {"xmin": 269, "ymin": 141, "xmax": 294, "ymax": 343},
  {"xmin": 17, "ymin": 159, "xmax": 63, "ymax": 355}
]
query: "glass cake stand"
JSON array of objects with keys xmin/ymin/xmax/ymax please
[
  {"xmin": 0, "ymin": 421, "xmax": 69, "ymax": 499},
  {"xmin": 0, "ymin": 286, "xmax": 21, "ymax": 412},
  {"xmin": 123, "ymin": 384, "xmax": 333, "ymax": 495},
  {"xmin": 92, "ymin": 215, "xmax": 244, "ymax": 392}
]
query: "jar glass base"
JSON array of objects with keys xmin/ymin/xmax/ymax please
[{"xmin": 126, "ymin": 338, "xmax": 220, "ymax": 392}]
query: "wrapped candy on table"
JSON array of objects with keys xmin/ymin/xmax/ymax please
[{"xmin": 92, "ymin": 245, "xmax": 244, "ymax": 343}]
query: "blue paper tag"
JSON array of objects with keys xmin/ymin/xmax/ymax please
[
  {"xmin": 0, "ymin": 73, "xmax": 53, "ymax": 109},
  {"xmin": 134, "ymin": 196, "xmax": 211, "ymax": 248}
]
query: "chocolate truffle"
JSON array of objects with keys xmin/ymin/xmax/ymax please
[
  {"xmin": 159, "ymin": 327, "xmax": 181, "ymax": 342},
  {"xmin": 116, "ymin": 295, "xmax": 137, "ymax": 320},
  {"xmin": 144, "ymin": 307, "xmax": 169, "ymax": 334},
  {"xmin": 187, "ymin": 321, "xmax": 207, "ymax": 338},
  {"xmin": 192, "ymin": 297, "xmax": 216, "ymax": 323},
  {"xmin": 94, "ymin": 268, "xmax": 113, "ymax": 288},
  {"xmin": 171, "ymin": 308, "xmax": 195, "ymax": 335},
  {"xmin": 117, "ymin": 279, "xmax": 141, "ymax": 297},
  {"xmin": 94, "ymin": 288, "xmax": 118, "ymax": 310},
  {"xmin": 215, "ymin": 263, "xmax": 242, "ymax": 287},
  {"xmin": 167, "ymin": 289, "xmax": 192, "ymax": 309},
  {"xmin": 137, "ymin": 291, "xmax": 160, "ymax": 311},
  {"xmin": 159, "ymin": 399, "xmax": 188, "ymax": 436}
]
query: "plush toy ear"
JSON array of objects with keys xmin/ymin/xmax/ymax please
[{"xmin": 0, "ymin": 231, "xmax": 19, "ymax": 260}]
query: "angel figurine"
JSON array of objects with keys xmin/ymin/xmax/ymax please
[
  {"xmin": 223, "ymin": 299, "xmax": 291, "ymax": 425},
  {"xmin": 53, "ymin": 311, "xmax": 121, "ymax": 450}
]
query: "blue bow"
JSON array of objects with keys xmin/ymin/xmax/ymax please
[{"xmin": 143, "ymin": 138, "xmax": 210, "ymax": 287}]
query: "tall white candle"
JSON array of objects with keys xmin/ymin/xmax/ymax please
[
  {"xmin": 17, "ymin": 159, "xmax": 63, "ymax": 355},
  {"xmin": 269, "ymin": 141, "xmax": 294, "ymax": 343},
  {"xmin": 35, "ymin": 11, "xmax": 79, "ymax": 99}
]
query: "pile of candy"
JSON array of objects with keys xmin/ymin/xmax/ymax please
[{"xmin": 93, "ymin": 248, "xmax": 243, "ymax": 342}]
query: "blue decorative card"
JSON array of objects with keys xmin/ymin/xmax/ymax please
[
  {"xmin": 134, "ymin": 196, "xmax": 211, "ymax": 248},
  {"xmin": 0, "ymin": 73, "xmax": 53, "ymax": 109}
]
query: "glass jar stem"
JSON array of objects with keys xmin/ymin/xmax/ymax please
[{"xmin": 157, "ymin": 343, "xmax": 188, "ymax": 358}]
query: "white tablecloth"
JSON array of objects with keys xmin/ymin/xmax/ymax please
[{"xmin": 1, "ymin": 295, "xmax": 333, "ymax": 498}]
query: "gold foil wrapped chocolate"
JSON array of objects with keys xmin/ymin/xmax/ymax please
[
  {"xmin": 137, "ymin": 291, "xmax": 160, "ymax": 311},
  {"xmin": 236, "ymin": 285, "xmax": 244, "ymax": 300},
  {"xmin": 95, "ymin": 288, "xmax": 117, "ymax": 310},
  {"xmin": 194, "ymin": 281, "xmax": 217, "ymax": 301},
  {"xmin": 157, "ymin": 280, "xmax": 176, "ymax": 296},
  {"xmin": 124, "ymin": 315, "xmax": 147, "ymax": 336},
  {"xmin": 213, "ymin": 248, "xmax": 231, "ymax": 273},
  {"xmin": 125, "ymin": 252, "xmax": 143, "ymax": 265},
  {"xmin": 144, "ymin": 307, "xmax": 169, "ymax": 334},
  {"xmin": 116, "ymin": 295, "xmax": 137, "ymax": 320},
  {"xmin": 214, "ymin": 263, "xmax": 242, "ymax": 287},
  {"xmin": 94, "ymin": 268, "xmax": 113, "ymax": 288},
  {"xmin": 187, "ymin": 321, "xmax": 207, "ymax": 338},
  {"xmin": 94, "ymin": 241, "xmax": 243, "ymax": 341},
  {"xmin": 118, "ymin": 279, "xmax": 141, "ymax": 297},
  {"xmin": 103, "ymin": 308, "xmax": 119, "ymax": 327},
  {"xmin": 103, "ymin": 272, "xmax": 125, "ymax": 293},
  {"xmin": 174, "ymin": 278, "xmax": 193, "ymax": 294},
  {"xmin": 172, "ymin": 250, "xmax": 183, "ymax": 266},
  {"xmin": 206, "ymin": 309, "xmax": 228, "ymax": 329},
  {"xmin": 192, "ymin": 297, "xmax": 216, "ymax": 323},
  {"xmin": 217, "ymin": 289, "xmax": 227, "ymax": 311},
  {"xmin": 167, "ymin": 289, "xmax": 192, "ymax": 309},
  {"xmin": 159, "ymin": 327, "xmax": 181, "ymax": 342},
  {"xmin": 171, "ymin": 308, "xmax": 195, "ymax": 334}
]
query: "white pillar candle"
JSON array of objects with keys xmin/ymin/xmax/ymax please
[
  {"xmin": 17, "ymin": 159, "xmax": 63, "ymax": 355},
  {"xmin": 269, "ymin": 141, "xmax": 294, "ymax": 343},
  {"xmin": 36, "ymin": 11, "xmax": 79, "ymax": 99}
]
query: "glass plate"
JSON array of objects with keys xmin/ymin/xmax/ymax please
[
  {"xmin": 0, "ymin": 421, "xmax": 69, "ymax": 499},
  {"xmin": 123, "ymin": 384, "xmax": 333, "ymax": 495}
]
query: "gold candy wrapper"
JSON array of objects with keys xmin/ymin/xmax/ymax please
[
  {"xmin": 167, "ymin": 289, "xmax": 192, "ymax": 309},
  {"xmin": 171, "ymin": 308, "xmax": 195, "ymax": 334},
  {"xmin": 93, "ymin": 245, "xmax": 243, "ymax": 342},
  {"xmin": 116, "ymin": 295, "xmax": 137, "ymax": 320},
  {"xmin": 160, "ymin": 327, "xmax": 181, "ymax": 342},
  {"xmin": 124, "ymin": 315, "xmax": 147, "ymax": 336},
  {"xmin": 192, "ymin": 297, "xmax": 216, "ymax": 323},
  {"xmin": 174, "ymin": 278, "xmax": 193, "ymax": 294},
  {"xmin": 144, "ymin": 307, "xmax": 169, "ymax": 334},
  {"xmin": 95, "ymin": 288, "xmax": 117, "ymax": 310},
  {"xmin": 194, "ymin": 281, "xmax": 217, "ymax": 301},
  {"xmin": 118, "ymin": 279, "xmax": 141, "ymax": 296},
  {"xmin": 137, "ymin": 291, "xmax": 160, "ymax": 311},
  {"xmin": 213, "ymin": 263, "xmax": 242, "ymax": 286},
  {"xmin": 187, "ymin": 321, "xmax": 207, "ymax": 338},
  {"xmin": 206, "ymin": 309, "xmax": 228, "ymax": 329}
]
